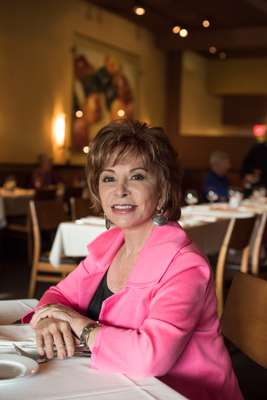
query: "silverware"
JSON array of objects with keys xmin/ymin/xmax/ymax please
[{"xmin": 13, "ymin": 343, "xmax": 91, "ymax": 363}]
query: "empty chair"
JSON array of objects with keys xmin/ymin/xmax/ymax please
[
  {"xmin": 221, "ymin": 272, "xmax": 267, "ymax": 399},
  {"xmin": 222, "ymin": 272, "xmax": 267, "ymax": 368},
  {"xmin": 70, "ymin": 197, "xmax": 100, "ymax": 221},
  {"xmin": 28, "ymin": 199, "xmax": 77, "ymax": 297},
  {"xmin": 251, "ymin": 212, "xmax": 267, "ymax": 275},
  {"xmin": 34, "ymin": 187, "xmax": 57, "ymax": 200},
  {"xmin": 215, "ymin": 215, "xmax": 256, "ymax": 317}
]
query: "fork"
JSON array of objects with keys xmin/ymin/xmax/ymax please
[{"xmin": 13, "ymin": 344, "xmax": 91, "ymax": 363}]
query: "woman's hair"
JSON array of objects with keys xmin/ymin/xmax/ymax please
[{"xmin": 86, "ymin": 119, "xmax": 182, "ymax": 220}]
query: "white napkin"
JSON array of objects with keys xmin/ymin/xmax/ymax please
[
  {"xmin": 0, "ymin": 325, "xmax": 36, "ymax": 351},
  {"xmin": 75, "ymin": 216, "xmax": 105, "ymax": 226}
]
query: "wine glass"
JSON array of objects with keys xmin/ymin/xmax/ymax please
[
  {"xmin": 206, "ymin": 190, "xmax": 219, "ymax": 203},
  {"xmin": 184, "ymin": 190, "xmax": 199, "ymax": 206}
]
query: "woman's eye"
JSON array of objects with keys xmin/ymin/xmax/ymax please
[
  {"xmin": 131, "ymin": 174, "xmax": 145, "ymax": 181},
  {"xmin": 102, "ymin": 176, "xmax": 115, "ymax": 183}
]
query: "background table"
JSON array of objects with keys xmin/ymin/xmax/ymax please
[
  {"xmin": 0, "ymin": 299, "xmax": 187, "ymax": 400},
  {"xmin": 49, "ymin": 217, "xmax": 230, "ymax": 266},
  {"xmin": 0, "ymin": 188, "xmax": 34, "ymax": 217}
]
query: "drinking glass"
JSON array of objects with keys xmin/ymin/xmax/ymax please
[{"xmin": 184, "ymin": 190, "xmax": 199, "ymax": 205}]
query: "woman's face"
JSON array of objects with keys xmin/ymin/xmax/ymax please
[{"xmin": 99, "ymin": 153, "xmax": 161, "ymax": 231}]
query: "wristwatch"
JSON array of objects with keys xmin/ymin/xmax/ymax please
[{"xmin": 79, "ymin": 321, "xmax": 100, "ymax": 346}]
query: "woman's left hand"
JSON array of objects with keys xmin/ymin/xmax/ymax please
[{"xmin": 31, "ymin": 304, "xmax": 94, "ymax": 339}]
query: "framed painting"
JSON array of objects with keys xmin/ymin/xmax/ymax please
[{"xmin": 71, "ymin": 34, "xmax": 140, "ymax": 151}]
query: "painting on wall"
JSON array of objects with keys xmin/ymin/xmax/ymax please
[{"xmin": 71, "ymin": 35, "xmax": 140, "ymax": 152}]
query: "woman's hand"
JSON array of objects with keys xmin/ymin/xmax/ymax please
[
  {"xmin": 31, "ymin": 304, "xmax": 95, "ymax": 344},
  {"xmin": 35, "ymin": 317, "xmax": 76, "ymax": 359}
]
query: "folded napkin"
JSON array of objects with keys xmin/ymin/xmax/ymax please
[
  {"xmin": 75, "ymin": 216, "xmax": 105, "ymax": 226},
  {"xmin": 0, "ymin": 324, "xmax": 36, "ymax": 351}
]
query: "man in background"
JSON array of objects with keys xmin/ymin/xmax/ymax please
[{"xmin": 203, "ymin": 151, "xmax": 231, "ymax": 202}]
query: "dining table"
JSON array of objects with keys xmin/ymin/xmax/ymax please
[
  {"xmin": 49, "ymin": 214, "xmax": 233, "ymax": 267},
  {"xmin": 49, "ymin": 199, "xmax": 262, "ymax": 268},
  {"xmin": 0, "ymin": 299, "xmax": 187, "ymax": 400},
  {"xmin": 0, "ymin": 188, "xmax": 35, "ymax": 218}
]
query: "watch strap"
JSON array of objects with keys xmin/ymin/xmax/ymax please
[{"xmin": 79, "ymin": 321, "xmax": 100, "ymax": 346}]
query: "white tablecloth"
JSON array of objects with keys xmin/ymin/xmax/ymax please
[
  {"xmin": 49, "ymin": 217, "xmax": 230, "ymax": 266},
  {"xmin": 0, "ymin": 300, "xmax": 186, "ymax": 400},
  {"xmin": 181, "ymin": 203, "xmax": 255, "ymax": 219},
  {"xmin": 49, "ymin": 221, "xmax": 106, "ymax": 266}
]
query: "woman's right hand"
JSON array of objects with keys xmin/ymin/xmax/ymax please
[{"xmin": 34, "ymin": 317, "xmax": 76, "ymax": 360}]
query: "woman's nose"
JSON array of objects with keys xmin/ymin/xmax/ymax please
[{"xmin": 116, "ymin": 180, "xmax": 129, "ymax": 197}]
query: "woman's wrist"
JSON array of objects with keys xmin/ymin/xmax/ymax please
[
  {"xmin": 87, "ymin": 326, "xmax": 101, "ymax": 350},
  {"xmin": 79, "ymin": 321, "xmax": 101, "ymax": 348}
]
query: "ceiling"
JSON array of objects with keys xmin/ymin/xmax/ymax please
[{"xmin": 88, "ymin": 0, "xmax": 267, "ymax": 58}]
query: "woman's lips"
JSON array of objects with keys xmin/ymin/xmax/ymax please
[{"xmin": 111, "ymin": 204, "xmax": 137, "ymax": 213}]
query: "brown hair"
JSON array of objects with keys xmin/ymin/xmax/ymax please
[{"xmin": 86, "ymin": 120, "xmax": 182, "ymax": 220}]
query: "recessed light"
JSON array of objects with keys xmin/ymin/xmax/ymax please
[
  {"xmin": 209, "ymin": 46, "xmax": 217, "ymax": 54},
  {"xmin": 172, "ymin": 25, "xmax": 181, "ymax": 34},
  {"xmin": 202, "ymin": 19, "xmax": 210, "ymax": 28},
  {"xmin": 179, "ymin": 28, "xmax": 188, "ymax": 38}
]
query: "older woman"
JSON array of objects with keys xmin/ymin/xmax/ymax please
[{"xmin": 25, "ymin": 120, "xmax": 243, "ymax": 400}]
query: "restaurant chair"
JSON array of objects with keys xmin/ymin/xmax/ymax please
[
  {"xmin": 215, "ymin": 215, "xmax": 256, "ymax": 317},
  {"xmin": 222, "ymin": 272, "xmax": 267, "ymax": 368},
  {"xmin": 34, "ymin": 187, "xmax": 57, "ymax": 200},
  {"xmin": 251, "ymin": 212, "xmax": 267, "ymax": 276},
  {"xmin": 28, "ymin": 199, "xmax": 77, "ymax": 298},
  {"xmin": 221, "ymin": 272, "xmax": 267, "ymax": 398},
  {"xmin": 70, "ymin": 197, "xmax": 100, "ymax": 221}
]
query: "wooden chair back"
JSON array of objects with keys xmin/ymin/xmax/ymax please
[
  {"xmin": 251, "ymin": 213, "xmax": 267, "ymax": 275},
  {"xmin": 70, "ymin": 197, "xmax": 101, "ymax": 220},
  {"xmin": 34, "ymin": 187, "xmax": 57, "ymax": 200},
  {"xmin": 222, "ymin": 272, "xmax": 267, "ymax": 368},
  {"xmin": 215, "ymin": 215, "xmax": 256, "ymax": 317},
  {"xmin": 28, "ymin": 200, "xmax": 74, "ymax": 297}
]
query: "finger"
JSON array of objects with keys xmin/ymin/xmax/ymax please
[
  {"xmin": 43, "ymin": 332, "xmax": 55, "ymax": 359},
  {"xmin": 61, "ymin": 323, "xmax": 75, "ymax": 357},
  {"xmin": 52, "ymin": 330, "xmax": 67, "ymax": 359},
  {"xmin": 36, "ymin": 331, "xmax": 45, "ymax": 356}
]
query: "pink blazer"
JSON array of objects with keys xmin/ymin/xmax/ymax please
[{"xmin": 24, "ymin": 222, "xmax": 243, "ymax": 400}]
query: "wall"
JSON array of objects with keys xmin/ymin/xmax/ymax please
[
  {"xmin": 180, "ymin": 51, "xmax": 267, "ymax": 138},
  {"xmin": 0, "ymin": 0, "xmax": 165, "ymax": 164}
]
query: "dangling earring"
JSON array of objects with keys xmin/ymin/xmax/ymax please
[
  {"xmin": 152, "ymin": 208, "xmax": 168, "ymax": 226},
  {"xmin": 104, "ymin": 215, "xmax": 111, "ymax": 230}
]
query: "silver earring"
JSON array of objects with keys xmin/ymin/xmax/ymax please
[
  {"xmin": 152, "ymin": 208, "xmax": 168, "ymax": 226},
  {"xmin": 104, "ymin": 215, "xmax": 111, "ymax": 230}
]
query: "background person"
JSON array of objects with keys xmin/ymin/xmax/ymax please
[
  {"xmin": 241, "ymin": 139, "xmax": 267, "ymax": 190},
  {"xmin": 31, "ymin": 153, "xmax": 59, "ymax": 189},
  {"xmin": 23, "ymin": 120, "xmax": 242, "ymax": 400},
  {"xmin": 203, "ymin": 150, "xmax": 231, "ymax": 201}
]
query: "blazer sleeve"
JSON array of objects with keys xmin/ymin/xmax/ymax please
[
  {"xmin": 21, "ymin": 258, "xmax": 91, "ymax": 323},
  {"xmin": 91, "ymin": 255, "xmax": 213, "ymax": 377}
]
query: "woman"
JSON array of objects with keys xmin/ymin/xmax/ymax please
[{"xmin": 24, "ymin": 120, "xmax": 243, "ymax": 400}]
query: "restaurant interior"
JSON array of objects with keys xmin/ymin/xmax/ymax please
[{"xmin": 1, "ymin": 0, "xmax": 267, "ymax": 399}]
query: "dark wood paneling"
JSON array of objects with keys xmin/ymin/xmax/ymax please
[
  {"xmin": 223, "ymin": 96, "xmax": 267, "ymax": 125},
  {"xmin": 176, "ymin": 135, "xmax": 255, "ymax": 170}
]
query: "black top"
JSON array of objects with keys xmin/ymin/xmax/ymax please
[{"xmin": 86, "ymin": 271, "xmax": 114, "ymax": 320}]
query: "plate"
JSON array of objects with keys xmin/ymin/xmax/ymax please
[{"xmin": 0, "ymin": 354, "xmax": 39, "ymax": 383}]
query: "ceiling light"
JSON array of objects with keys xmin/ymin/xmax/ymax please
[
  {"xmin": 117, "ymin": 109, "xmax": 126, "ymax": 118},
  {"xmin": 133, "ymin": 3, "xmax": 146, "ymax": 16},
  {"xmin": 179, "ymin": 28, "xmax": 188, "ymax": 38},
  {"xmin": 219, "ymin": 51, "xmax": 227, "ymax": 60},
  {"xmin": 202, "ymin": 19, "xmax": 210, "ymax": 28},
  {"xmin": 209, "ymin": 46, "xmax": 217, "ymax": 54},
  {"xmin": 172, "ymin": 25, "xmax": 181, "ymax": 34}
]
